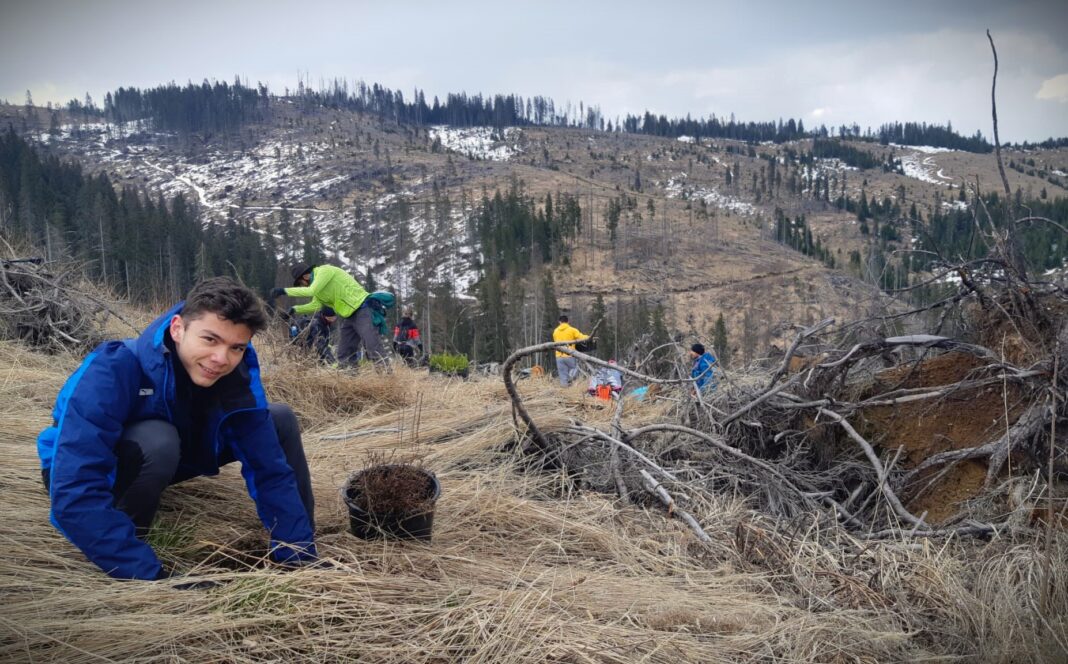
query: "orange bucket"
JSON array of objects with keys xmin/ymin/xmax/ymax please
[{"xmin": 596, "ymin": 385, "xmax": 612, "ymax": 401}]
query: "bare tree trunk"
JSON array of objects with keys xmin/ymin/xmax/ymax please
[
  {"xmin": 986, "ymin": 29, "xmax": 1028, "ymax": 281},
  {"xmin": 97, "ymin": 210, "xmax": 107, "ymax": 287}
]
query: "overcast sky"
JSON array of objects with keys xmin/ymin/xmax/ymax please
[{"xmin": 3, "ymin": 0, "xmax": 1067, "ymax": 142}]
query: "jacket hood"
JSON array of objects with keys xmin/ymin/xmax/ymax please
[{"xmin": 131, "ymin": 302, "xmax": 182, "ymax": 377}]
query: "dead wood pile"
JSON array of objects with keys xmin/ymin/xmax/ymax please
[
  {"xmin": 0, "ymin": 252, "xmax": 116, "ymax": 353},
  {"xmin": 506, "ymin": 261, "xmax": 1068, "ymax": 543}
]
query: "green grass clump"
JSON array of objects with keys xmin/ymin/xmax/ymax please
[{"xmin": 429, "ymin": 353, "xmax": 469, "ymax": 373}]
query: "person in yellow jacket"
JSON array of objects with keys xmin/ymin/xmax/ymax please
[
  {"xmin": 552, "ymin": 315, "xmax": 588, "ymax": 387},
  {"xmin": 272, "ymin": 263, "xmax": 387, "ymax": 367}
]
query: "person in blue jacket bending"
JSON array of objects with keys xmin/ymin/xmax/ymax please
[
  {"xmin": 37, "ymin": 277, "xmax": 318, "ymax": 581},
  {"xmin": 690, "ymin": 343, "xmax": 718, "ymax": 393}
]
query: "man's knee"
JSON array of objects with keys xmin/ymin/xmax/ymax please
[
  {"xmin": 119, "ymin": 420, "xmax": 181, "ymax": 478},
  {"xmin": 268, "ymin": 403, "xmax": 301, "ymax": 447}
]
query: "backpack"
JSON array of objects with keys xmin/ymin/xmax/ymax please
[
  {"xmin": 289, "ymin": 315, "xmax": 311, "ymax": 340},
  {"xmin": 365, "ymin": 291, "xmax": 397, "ymax": 335}
]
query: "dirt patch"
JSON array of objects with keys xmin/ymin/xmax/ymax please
[
  {"xmin": 856, "ymin": 351, "xmax": 1027, "ymax": 524},
  {"xmin": 908, "ymin": 460, "xmax": 988, "ymax": 524},
  {"xmin": 859, "ymin": 352, "xmax": 1025, "ymax": 464}
]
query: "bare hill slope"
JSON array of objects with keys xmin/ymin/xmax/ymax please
[{"xmin": 6, "ymin": 101, "xmax": 1067, "ymax": 355}]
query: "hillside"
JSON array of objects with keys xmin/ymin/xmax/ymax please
[{"xmin": 9, "ymin": 99, "xmax": 1066, "ymax": 362}]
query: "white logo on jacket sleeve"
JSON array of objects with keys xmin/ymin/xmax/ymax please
[{"xmin": 138, "ymin": 388, "xmax": 154, "ymax": 396}]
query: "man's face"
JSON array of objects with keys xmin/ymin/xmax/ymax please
[
  {"xmin": 297, "ymin": 273, "xmax": 311, "ymax": 287},
  {"xmin": 169, "ymin": 313, "xmax": 253, "ymax": 387}
]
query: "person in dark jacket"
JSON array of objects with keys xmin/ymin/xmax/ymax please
[
  {"xmin": 302, "ymin": 305, "xmax": 337, "ymax": 363},
  {"xmin": 392, "ymin": 310, "xmax": 423, "ymax": 366},
  {"xmin": 37, "ymin": 277, "xmax": 318, "ymax": 581}
]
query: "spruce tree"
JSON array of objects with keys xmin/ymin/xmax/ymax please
[
  {"xmin": 588, "ymin": 294, "xmax": 615, "ymax": 360},
  {"xmin": 540, "ymin": 271, "xmax": 560, "ymax": 341},
  {"xmin": 477, "ymin": 268, "xmax": 509, "ymax": 362},
  {"xmin": 712, "ymin": 313, "xmax": 730, "ymax": 368}
]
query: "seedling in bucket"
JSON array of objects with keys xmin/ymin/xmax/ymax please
[{"xmin": 342, "ymin": 464, "xmax": 441, "ymax": 542}]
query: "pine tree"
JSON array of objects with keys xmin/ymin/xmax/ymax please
[
  {"xmin": 300, "ymin": 212, "xmax": 326, "ymax": 265},
  {"xmin": 540, "ymin": 271, "xmax": 560, "ymax": 341},
  {"xmin": 712, "ymin": 313, "xmax": 730, "ymax": 368},
  {"xmin": 588, "ymin": 294, "xmax": 615, "ymax": 360},
  {"xmin": 649, "ymin": 303, "xmax": 673, "ymax": 376},
  {"xmin": 477, "ymin": 268, "xmax": 509, "ymax": 362},
  {"xmin": 276, "ymin": 206, "xmax": 294, "ymax": 261}
]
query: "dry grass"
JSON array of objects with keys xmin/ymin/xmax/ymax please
[{"xmin": 1, "ymin": 337, "xmax": 1066, "ymax": 663}]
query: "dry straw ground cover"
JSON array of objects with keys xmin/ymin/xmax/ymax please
[{"xmin": 0, "ymin": 338, "xmax": 1065, "ymax": 663}]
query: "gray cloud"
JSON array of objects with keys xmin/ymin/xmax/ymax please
[{"xmin": 2, "ymin": 0, "xmax": 1066, "ymax": 142}]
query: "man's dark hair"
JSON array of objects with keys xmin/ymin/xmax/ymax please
[
  {"xmin": 559, "ymin": 315, "xmax": 569, "ymax": 323},
  {"xmin": 180, "ymin": 277, "xmax": 268, "ymax": 333}
]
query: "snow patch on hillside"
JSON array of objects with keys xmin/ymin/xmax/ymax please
[
  {"xmin": 428, "ymin": 126, "xmax": 521, "ymax": 161},
  {"xmin": 942, "ymin": 200, "xmax": 969, "ymax": 212},
  {"xmin": 900, "ymin": 152, "xmax": 949, "ymax": 186},
  {"xmin": 816, "ymin": 158, "xmax": 859, "ymax": 172},
  {"xmin": 31, "ymin": 119, "xmax": 485, "ymax": 298},
  {"xmin": 664, "ymin": 174, "xmax": 756, "ymax": 216},
  {"xmin": 676, "ymin": 136, "xmax": 695, "ymax": 143},
  {"xmin": 890, "ymin": 143, "xmax": 954, "ymax": 154}
]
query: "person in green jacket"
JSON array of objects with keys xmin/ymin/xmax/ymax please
[{"xmin": 272, "ymin": 263, "xmax": 387, "ymax": 366}]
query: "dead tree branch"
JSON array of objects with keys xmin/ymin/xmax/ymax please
[
  {"xmin": 817, "ymin": 408, "xmax": 927, "ymax": 529},
  {"xmin": 766, "ymin": 317, "xmax": 835, "ymax": 388},
  {"xmin": 639, "ymin": 469, "xmax": 713, "ymax": 545}
]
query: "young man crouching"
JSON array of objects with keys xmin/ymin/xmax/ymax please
[{"xmin": 37, "ymin": 277, "xmax": 317, "ymax": 580}]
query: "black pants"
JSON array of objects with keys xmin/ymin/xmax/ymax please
[{"xmin": 42, "ymin": 403, "xmax": 314, "ymax": 536}]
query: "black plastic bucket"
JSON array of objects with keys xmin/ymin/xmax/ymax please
[{"xmin": 342, "ymin": 465, "xmax": 441, "ymax": 542}]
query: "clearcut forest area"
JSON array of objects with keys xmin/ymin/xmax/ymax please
[{"xmin": 1, "ymin": 65, "xmax": 1067, "ymax": 663}]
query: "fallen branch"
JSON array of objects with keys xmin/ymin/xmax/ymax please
[
  {"xmin": 722, "ymin": 373, "xmax": 803, "ymax": 426},
  {"xmin": 766, "ymin": 317, "xmax": 834, "ymax": 388},
  {"xmin": 817, "ymin": 408, "xmax": 927, "ymax": 529},
  {"xmin": 567, "ymin": 424, "xmax": 679, "ymax": 484},
  {"xmin": 503, "ymin": 340, "xmax": 696, "ymax": 452},
  {"xmin": 625, "ymin": 422, "xmax": 818, "ymax": 509},
  {"xmin": 639, "ymin": 469, "xmax": 713, "ymax": 545}
]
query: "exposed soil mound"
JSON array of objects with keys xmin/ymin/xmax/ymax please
[{"xmin": 857, "ymin": 351, "xmax": 1028, "ymax": 523}]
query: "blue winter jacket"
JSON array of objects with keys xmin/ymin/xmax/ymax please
[
  {"xmin": 37, "ymin": 303, "xmax": 317, "ymax": 580},
  {"xmin": 691, "ymin": 352, "xmax": 718, "ymax": 392}
]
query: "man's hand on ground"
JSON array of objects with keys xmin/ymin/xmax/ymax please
[
  {"xmin": 156, "ymin": 568, "xmax": 222, "ymax": 590},
  {"xmin": 172, "ymin": 578, "xmax": 222, "ymax": 590},
  {"xmin": 278, "ymin": 558, "xmax": 336, "ymax": 571}
]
